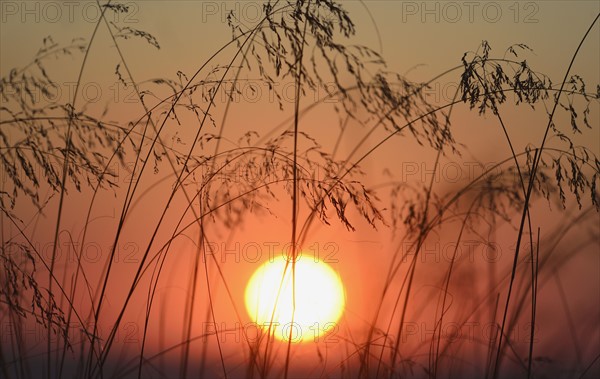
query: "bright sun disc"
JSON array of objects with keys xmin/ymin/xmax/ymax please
[{"xmin": 244, "ymin": 255, "xmax": 345, "ymax": 343}]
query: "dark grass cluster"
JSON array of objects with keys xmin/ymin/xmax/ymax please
[{"xmin": 1, "ymin": 1, "xmax": 599, "ymax": 378}]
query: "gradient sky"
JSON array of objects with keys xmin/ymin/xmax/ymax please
[{"xmin": 1, "ymin": 1, "xmax": 599, "ymax": 378}]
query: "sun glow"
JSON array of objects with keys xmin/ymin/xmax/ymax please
[{"xmin": 244, "ymin": 255, "xmax": 345, "ymax": 343}]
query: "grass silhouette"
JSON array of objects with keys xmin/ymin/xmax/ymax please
[{"xmin": 1, "ymin": 1, "xmax": 598, "ymax": 378}]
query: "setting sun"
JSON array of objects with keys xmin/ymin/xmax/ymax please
[
  {"xmin": 2, "ymin": 1, "xmax": 598, "ymax": 377},
  {"xmin": 244, "ymin": 255, "xmax": 345, "ymax": 343}
]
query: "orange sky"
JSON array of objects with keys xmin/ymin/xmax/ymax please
[{"xmin": 1, "ymin": 1, "xmax": 599, "ymax": 378}]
